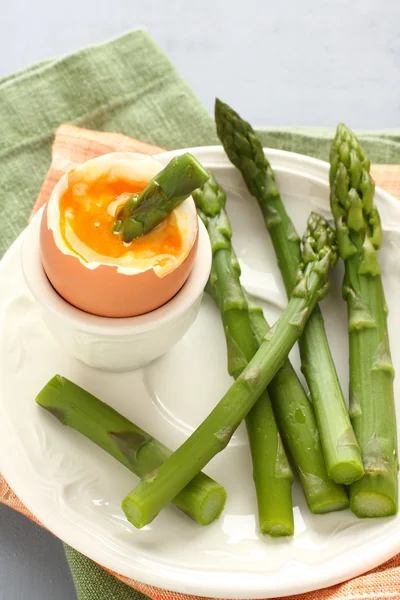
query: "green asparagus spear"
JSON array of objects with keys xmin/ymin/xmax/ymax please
[
  {"xmin": 193, "ymin": 175, "xmax": 294, "ymax": 537},
  {"xmin": 115, "ymin": 153, "xmax": 209, "ymax": 242},
  {"xmin": 246, "ymin": 292, "xmax": 348, "ymax": 513},
  {"xmin": 36, "ymin": 375, "xmax": 227, "ymax": 526},
  {"xmin": 196, "ymin": 176, "xmax": 347, "ymax": 515},
  {"xmin": 330, "ymin": 124, "xmax": 398, "ymax": 517},
  {"xmin": 215, "ymin": 98, "xmax": 363, "ymax": 485},
  {"xmin": 122, "ymin": 213, "xmax": 339, "ymax": 528}
]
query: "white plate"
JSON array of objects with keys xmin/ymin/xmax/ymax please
[{"xmin": 1, "ymin": 146, "xmax": 400, "ymax": 599}]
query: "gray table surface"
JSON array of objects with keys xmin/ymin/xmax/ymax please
[{"xmin": 1, "ymin": 1, "xmax": 400, "ymax": 599}]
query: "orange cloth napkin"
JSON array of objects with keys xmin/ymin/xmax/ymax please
[{"xmin": 3, "ymin": 123, "xmax": 400, "ymax": 600}]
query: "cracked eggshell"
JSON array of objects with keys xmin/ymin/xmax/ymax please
[{"xmin": 39, "ymin": 153, "xmax": 199, "ymax": 318}]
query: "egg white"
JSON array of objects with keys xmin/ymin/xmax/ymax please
[{"xmin": 46, "ymin": 153, "xmax": 198, "ymax": 277}]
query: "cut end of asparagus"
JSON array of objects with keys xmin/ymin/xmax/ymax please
[
  {"xmin": 122, "ymin": 484, "xmax": 227, "ymax": 529},
  {"xmin": 350, "ymin": 492, "xmax": 397, "ymax": 518},
  {"xmin": 303, "ymin": 478, "xmax": 349, "ymax": 514},
  {"xmin": 260, "ymin": 521, "xmax": 294, "ymax": 538},
  {"xmin": 310, "ymin": 497, "xmax": 349, "ymax": 515},
  {"xmin": 255, "ymin": 469, "xmax": 294, "ymax": 538},
  {"xmin": 122, "ymin": 496, "xmax": 147, "ymax": 529},
  {"xmin": 329, "ymin": 461, "xmax": 365, "ymax": 486},
  {"xmin": 196, "ymin": 486, "xmax": 227, "ymax": 526}
]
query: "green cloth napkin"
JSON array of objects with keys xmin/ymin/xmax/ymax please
[{"xmin": 1, "ymin": 28, "xmax": 400, "ymax": 600}]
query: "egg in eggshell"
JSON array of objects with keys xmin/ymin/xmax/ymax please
[{"xmin": 40, "ymin": 153, "xmax": 199, "ymax": 318}]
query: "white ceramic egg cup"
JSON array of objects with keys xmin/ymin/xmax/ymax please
[{"xmin": 21, "ymin": 208, "xmax": 212, "ymax": 372}]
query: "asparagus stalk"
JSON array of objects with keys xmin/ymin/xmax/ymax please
[
  {"xmin": 330, "ymin": 124, "xmax": 398, "ymax": 517},
  {"xmin": 215, "ymin": 98, "xmax": 364, "ymax": 485},
  {"xmin": 36, "ymin": 375, "xmax": 227, "ymax": 526},
  {"xmin": 122, "ymin": 213, "xmax": 339, "ymax": 528},
  {"xmin": 246, "ymin": 293, "xmax": 348, "ymax": 513},
  {"xmin": 193, "ymin": 175, "xmax": 294, "ymax": 537},
  {"xmin": 115, "ymin": 153, "xmax": 209, "ymax": 242},
  {"xmin": 197, "ymin": 176, "xmax": 347, "ymax": 515}
]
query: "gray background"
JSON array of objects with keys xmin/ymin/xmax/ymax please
[{"xmin": 0, "ymin": 0, "xmax": 399, "ymax": 599}]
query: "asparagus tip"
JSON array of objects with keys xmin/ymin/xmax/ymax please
[
  {"xmin": 214, "ymin": 97, "xmax": 223, "ymax": 111},
  {"xmin": 301, "ymin": 212, "xmax": 338, "ymax": 271},
  {"xmin": 214, "ymin": 97, "xmax": 234, "ymax": 123}
]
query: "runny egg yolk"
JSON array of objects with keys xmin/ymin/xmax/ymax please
[{"xmin": 59, "ymin": 173, "xmax": 183, "ymax": 262}]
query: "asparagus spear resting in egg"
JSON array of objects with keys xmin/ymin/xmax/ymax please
[
  {"xmin": 36, "ymin": 375, "xmax": 227, "ymax": 526},
  {"xmin": 115, "ymin": 152, "xmax": 209, "ymax": 242},
  {"xmin": 193, "ymin": 174, "xmax": 294, "ymax": 537},
  {"xmin": 122, "ymin": 211, "xmax": 340, "ymax": 529},
  {"xmin": 330, "ymin": 123, "xmax": 398, "ymax": 517},
  {"xmin": 215, "ymin": 98, "xmax": 364, "ymax": 486}
]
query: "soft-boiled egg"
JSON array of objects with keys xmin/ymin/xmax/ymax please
[{"xmin": 40, "ymin": 152, "xmax": 199, "ymax": 317}]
